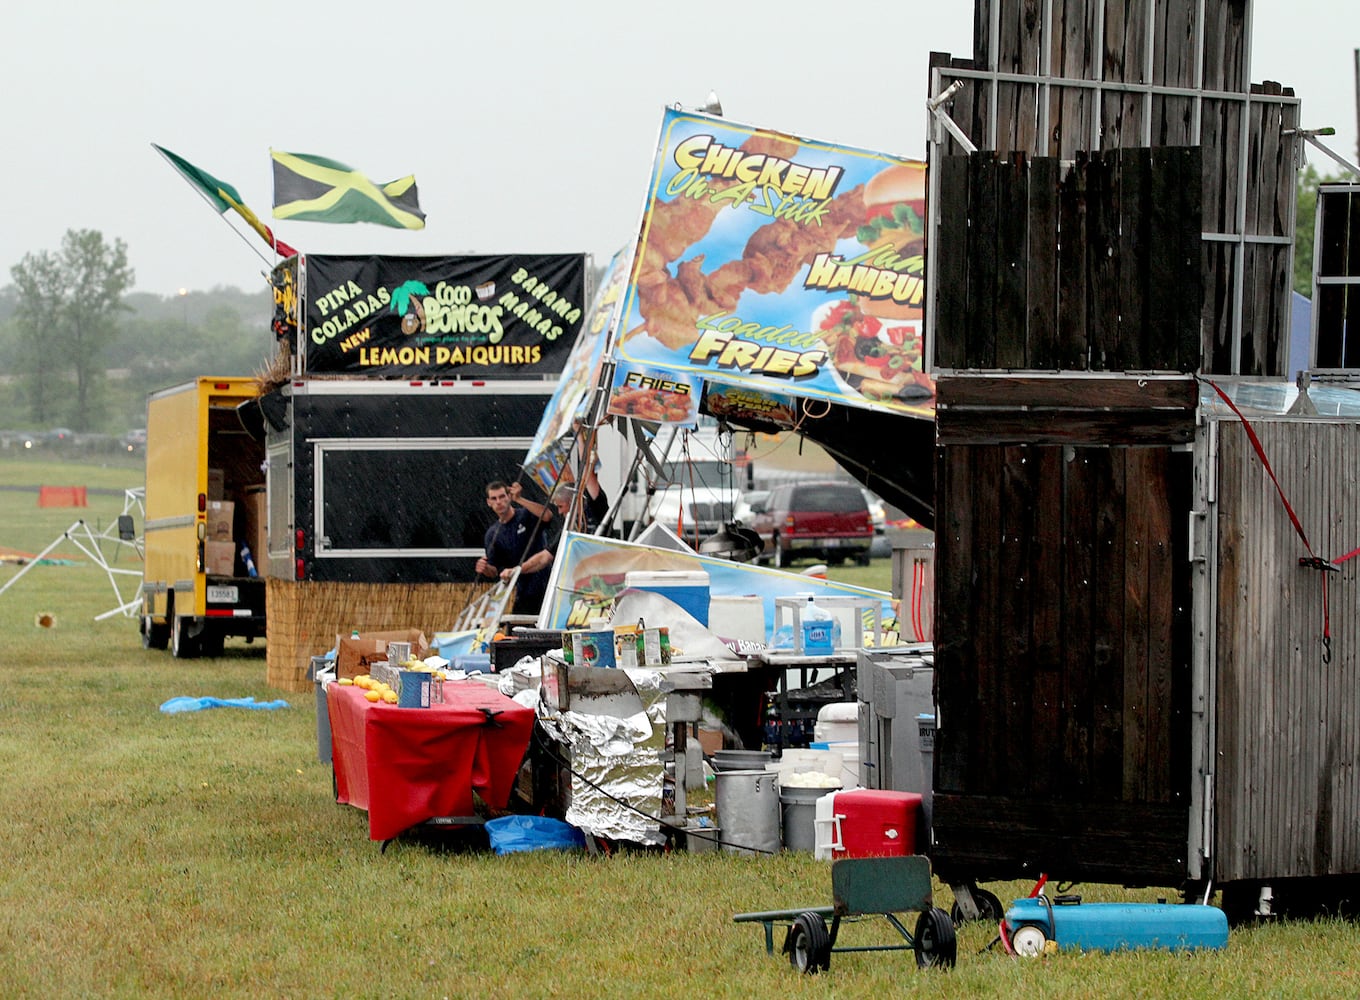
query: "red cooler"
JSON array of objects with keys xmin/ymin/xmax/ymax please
[{"xmin": 815, "ymin": 789, "xmax": 921, "ymax": 859}]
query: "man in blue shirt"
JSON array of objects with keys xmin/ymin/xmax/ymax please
[{"xmin": 475, "ymin": 480, "xmax": 552, "ymax": 616}]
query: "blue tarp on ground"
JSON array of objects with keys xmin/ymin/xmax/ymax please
[{"xmin": 159, "ymin": 696, "xmax": 290, "ymax": 714}]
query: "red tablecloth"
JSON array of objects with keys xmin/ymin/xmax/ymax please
[{"xmin": 327, "ymin": 680, "xmax": 535, "ymax": 841}]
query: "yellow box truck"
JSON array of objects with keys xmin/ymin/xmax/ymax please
[{"xmin": 140, "ymin": 377, "xmax": 267, "ymax": 657}]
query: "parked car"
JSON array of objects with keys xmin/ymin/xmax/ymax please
[
  {"xmin": 733, "ymin": 489, "xmax": 771, "ymax": 525},
  {"xmin": 861, "ymin": 488, "xmax": 887, "ymax": 534},
  {"xmin": 648, "ymin": 484, "xmax": 738, "ymax": 540},
  {"xmin": 122, "ymin": 428, "xmax": 148, "ymax": 451},
  {"xmin": 751, "ymin": 480, "xmax": 874, "ymax": 567}
]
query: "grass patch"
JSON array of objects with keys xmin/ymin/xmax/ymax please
[{"xmin": 0, "ymin": 456, "xmax": 1351, "ymax": 996}]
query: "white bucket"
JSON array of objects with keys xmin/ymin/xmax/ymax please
[
  {"xmin": 813, "ymin": 702, "xmax": 859, "ymax": 745},
  {"xmin": 764, "ymin": 748, "xmax": 843, "ymax": 783}
]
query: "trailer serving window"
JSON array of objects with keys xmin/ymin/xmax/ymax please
[{"xmin": 313, "ymin": 440, "xmax": 517, "ymax": 558}]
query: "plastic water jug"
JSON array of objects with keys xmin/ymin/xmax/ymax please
[{"xmin": 801, "ymin": 596, "xmax": 835, "ymax": 655}]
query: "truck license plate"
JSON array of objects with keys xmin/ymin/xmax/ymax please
[{"xmin": 207, "ymin": 585, "xmax": 239, "ymax": 603}]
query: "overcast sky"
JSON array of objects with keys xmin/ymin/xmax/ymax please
[{"xmin": 1, "ymin": 1, "xmax": 1354, "ymax": 299}]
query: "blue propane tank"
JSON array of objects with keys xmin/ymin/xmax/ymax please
[{"xmin": 1003, "ymin": 895, "xmax": 1228, "ymax": 956}]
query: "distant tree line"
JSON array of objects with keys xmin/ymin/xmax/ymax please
[
  {"xmin": 0, "ymin": 229, "xmax": 275, "ymax": 433},
  {"xmin": 1292, "ymin": 164, "xmax": 1352, "ymax": 296}
]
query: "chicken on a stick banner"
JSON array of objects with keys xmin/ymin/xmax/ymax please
[
  {"xmin": 615, "ymin": 109, "xmax": 933, "ymax": 417},
  {"xmin": 300, "ymin": 253, "xmax": 587, "ymax": 377},
  {"xmin": 521, "ymin": 247, "xmax": 630, "ymax": 493}
]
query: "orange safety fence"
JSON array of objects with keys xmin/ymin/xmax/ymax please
[{"xmin": 38, "ymin": 486, "xmax": 87, "ymax": 508}]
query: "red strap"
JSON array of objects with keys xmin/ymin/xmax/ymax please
[
  {"xmin": 1201, "ymin": 377, "xmax": 1318, "ymax": 560},
  {"xmin": 1333, "ymin": 545, "xmax": 1360, "ymax": 566},
  {"xmin": 911, "ymin": 560, "xmax": 926, "ymax": 643},
  {"xmin": 1201, "ymin": 377, "xmax": 1358, "ymax": 663}
]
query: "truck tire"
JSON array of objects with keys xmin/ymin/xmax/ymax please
[
  {"xmin": 199, "ymin": 630, "xmax": 224, "ymax": 658},
  {"xmin": 141, "ymin": 615, "xmax": 170, "ymax": 650},
  {"xmin": 171, "ymin": 616, "xmax": 200, "ymax": 659}
]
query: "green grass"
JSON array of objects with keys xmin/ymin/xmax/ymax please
[{"xmin": 0, "ymin": 456, "xmax": 1353, "ymax": 997}]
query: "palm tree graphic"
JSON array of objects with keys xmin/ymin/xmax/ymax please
[{"xmin": 390, "ymin": 280, "xmax": 430, "ymax": 334}]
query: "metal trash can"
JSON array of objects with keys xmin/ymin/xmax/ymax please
[
  {"xmin": 917, "ymin": 714, "xmax": 936, "ymax": 834},
  {"xmin": 311, "ymin": 655, "xmax": 335, "ymax": 764},
  {"xmin": 715, "ymin": 769, "xmax": 780, "ymax": 856}
]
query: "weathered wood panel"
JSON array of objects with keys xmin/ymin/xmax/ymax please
[
  {"xmin": 1200, "ymin": 0, "xmax": 1246, "ymax": 92},
  {"xmin": 995, "ymin": 155, "xmax": 1029, "ymax": 367},
  {"xmin": 928, "ymin": 0, "xmax": 1298, "ymax": 377},
  {"xmin": 1149, "ymin": 146, "xmax": 1203, "ymax": 371},
  {"xmin": 1215, "ymin": 419, "xmax": 1360, "ymax": 882},
  {"xmin": 1054, "ymin": 0, "xmax": 1098, "ymax": 155},
  {"xmin": 1057, "ymin": 154, "xmax": 1091, "ymax": 368},
  {"xmin": 933, "ymin": 154, "xmax": 971, "ymax": 371},
  {"xmin": 1239, "ymin": 242, "xmax": 1291, "ymax": 376},
  {"xmin": 937, "ymin": 373, "xmax": 1199, "ymax": 408},
  {"xmin": 937, "ymin": 408, "xmax": 1197, "ymax": 446},
  {"xmin": 1202, "ymin": 241, "xmax": 1236, "ymax": 371},
  {"xmin": 1199, "ymin": 97, "xmax": 1243, "ymax": 236},
  {"xmin": 933, "ymin": 434, "xmax": 1194, "ymax": 884},
  {"xmin": 999, "ymin": 443, "xmax": 1037, "ymax": 792},
  {"xmin": 965, "ymin": 154, "xmax": 1000, "ymax": 367},
  {"xmin": 1031, "ymin": 445, "xmax": 1066, "ymax": 797},
  {"xmin": 930, "ymin": 796, "xmax": 1189, "ymax": 884},
  {"xmin": 1087, "ymin": 153, "xmax": 1122, "ymax": 366},
  {"xmin": 1026, "ymin": 156, "xmax": 1061, "ymax": 367},
  {"xmin": 1152, "ymin": 0, "xmax": 1198, "ymax": 89},
  {"xmin": 935, "ymin": 149, "xmax": 1202, "ymax": 372},
  {"xmin": 1102, "ymin": 0, "xmax": 1149, "ymax": 85}
]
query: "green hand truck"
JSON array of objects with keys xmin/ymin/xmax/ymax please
[{"xmin": 732, "ymin": 854, "xmax": 956, "ymax": 974}]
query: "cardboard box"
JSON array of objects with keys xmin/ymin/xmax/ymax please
[
  {"xmin": 207, "ymin": 468, "xmax": 225, "ymax": 502},
  {"xmin": 335, "ymin": 629, "xmax": 429, "ymax": 680},
  {"xmin": 205, "ymin": 539, "xmax": 235, "ymax": 575},
  {"xmin": 206, "ymin": 500, "xmax": 235, "ymax": 541},
  {"xmin": 696, "ymin": 728, "xmax": 725, "ymax": 756},
  {"xmin": 241, "ymin": 485, "xmax": 266, "ymax": 559}
]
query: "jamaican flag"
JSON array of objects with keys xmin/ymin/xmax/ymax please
[
  {"xmin": 270, "ymin": 150, "xmax": 425, "ymax": 230},
  {"xmin": 152, "ymin": 144, "xmax": 295, "ymax": 256}
]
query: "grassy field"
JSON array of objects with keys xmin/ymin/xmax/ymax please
[{"xmin": 0, "ymin": 456, "xmax": 1353, "ymax": 997}]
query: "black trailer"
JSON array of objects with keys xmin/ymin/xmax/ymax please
[{"xmin": 259, "ymin": 378, "xmax": 554, "ymax": 584}]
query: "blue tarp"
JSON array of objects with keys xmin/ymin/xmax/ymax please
[
  {"xmin": 484, "ymin": 815, "xmax": 586, "ymax": 855},
  {"xmin": 159, "ymin": 696, "xmax": 290, "ymax": 714}
]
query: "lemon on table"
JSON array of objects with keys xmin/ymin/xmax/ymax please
[
  {"xmin": 364, "ymin": 689, "xmax": 381, "ymax": 703},
  {"xmin": 338, "ymin": 678, "xmax": 354, "ymax": 686},
  {"xmin": 382, "ymin": 690, "xmax": 398, "ymax": 704}
]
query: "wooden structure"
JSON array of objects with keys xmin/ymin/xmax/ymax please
[
  {"xmin": 925, "ymin": 0, "xmax": 1360, "ymax": 912},
  {"xmin": 927, "ymin": 0, "xmax": 1299, "ymax": 377}
]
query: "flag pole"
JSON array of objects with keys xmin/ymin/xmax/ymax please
[{"xmin": 150, "ymin": 144, "xmax": 290, "ymax": 270}]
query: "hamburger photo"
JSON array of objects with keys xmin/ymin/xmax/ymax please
[
  {"xmin": 859, "ymin": 162, "xmax": 927, "ymax": 252},
  {"xmin": 855, "ymin": 162, "xmax": 927, "ymax": 321}
]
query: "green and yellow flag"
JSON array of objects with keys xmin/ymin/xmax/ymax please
[
  {"xmin": 152, "ymin": 144, "xmax": 296, "ymax": 256},
  {"xmin": 270, "ymin": 150, "xmax": 425, "ymax": 230}
]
